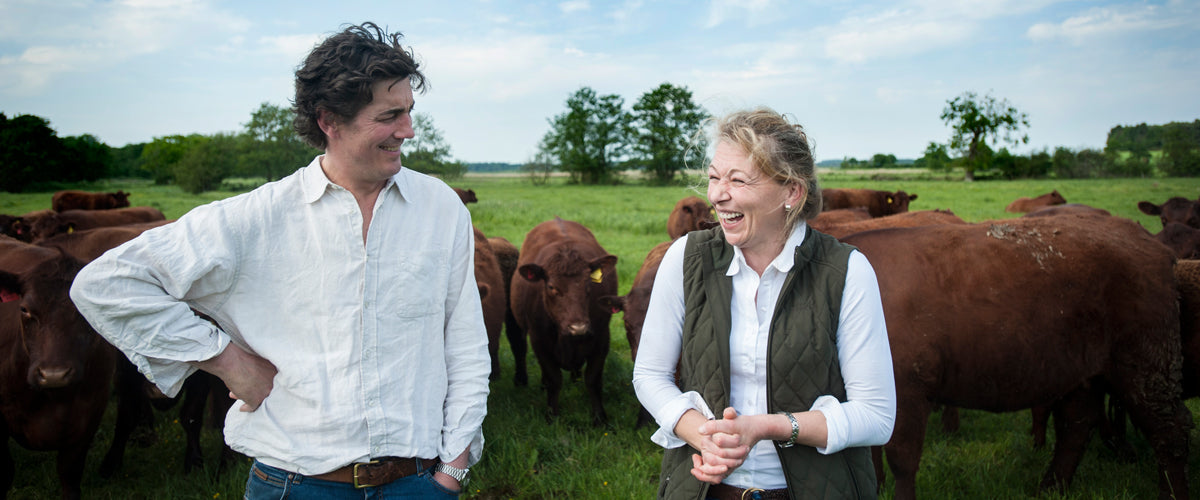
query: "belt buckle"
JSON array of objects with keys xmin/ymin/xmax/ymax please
[
  {"xmin": 352, "ymin": 460, "xmax": 379, "ymax": 489},
  {"xmin": 741, "ymin": 487, "xmax": 766, "ymax": 500}
]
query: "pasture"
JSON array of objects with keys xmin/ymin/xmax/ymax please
[{"xmin": 0, "ymin": 172, "xmax": 1198, "ymax": 499}]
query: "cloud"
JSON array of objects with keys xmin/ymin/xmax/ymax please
[
  {"xmin": 704, "ymin": 0, "xmax": 779, "ymax": 28},
  {"xmin": 559, "ymin": 0, "xmax": 590, "ymax": 14},
  {"xmin": 821, "ymin": 10, "xmax": 971, "ymax": 64},
  {"xmin": 1026, "ymin": 3, "xmax": 1196, "ymax": 45}
]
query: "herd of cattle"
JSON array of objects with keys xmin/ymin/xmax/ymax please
[{"xmin": 0, "ymin": 185, "xmax": 1198, "ymax": 498}]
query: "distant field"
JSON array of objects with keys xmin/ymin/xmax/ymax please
[{"xmin": 0, "ymin": 174, "xmax": 1198, "ymax": 499}]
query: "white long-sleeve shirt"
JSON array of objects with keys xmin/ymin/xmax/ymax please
[
  {"xmin": 69, "ymin": 157, "xmax": 490, "ymax": 475},
  {"xmin": 632, "ymin": 224, "xmax": 896, "ymax": 490}
]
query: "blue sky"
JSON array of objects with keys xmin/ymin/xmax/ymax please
[{"xmin": 1, "ymin": 0, "xmax": 1197, "ymax": 164}]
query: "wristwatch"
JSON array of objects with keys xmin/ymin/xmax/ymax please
[{"xmin": 435, "ymin": 462, "xmax": 471, "ymax": 488}]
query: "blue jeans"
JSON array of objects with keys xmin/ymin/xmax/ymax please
[{"xmin": 244, "ymin": 460, "xmax": 460, "ymax": 500}]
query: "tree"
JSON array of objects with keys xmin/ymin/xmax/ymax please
[
  {"xmin": 140, "ymin": 135, "xmax": 201, "ymax": 184},
  {"xmin": 913, "ymin": 142, "xmax": 952, "ymax": 171},
  {"xmin": 241, "ymin": 102, "xmax": 316, "ymax": 181},
  {"xmin": 174, "ymin": 133, "xmax": 239, "ymax": 193},
  {"xmin": 0, "ymin": 113, "xmax": 62, "ymax": 192},
  {"xmin": 629, "ymin": 83, "xmax": 709, "ymax": 184},
  {"xmin": 940, "ymin": 91, "xmax": 1029, "ymax": 181},
  {"xmin": 60, "ymin": 134, "xmax": 112, "ymax": 183},
  {"xmin": 1160, "ymin": 121, "xmax": 1200, "ymax": 176},
  {"xmin": 870, "ymin": 153, "xmax": 898, "ymax": 169},
  {"xmin": 544, "ymin": 86, "xmax": 628, "ymax": 184},
  {"xmin": 403, "ymin": 113, "xmax": 466, "ymax": 179}
]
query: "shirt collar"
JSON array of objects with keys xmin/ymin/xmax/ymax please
[
  {"xmin": 299, "ymin": 155, "xmax": 404, "ymax": 204},
  {"xmin": 726, "ymin": 221, "xmax": 809, "ymax": 277}
]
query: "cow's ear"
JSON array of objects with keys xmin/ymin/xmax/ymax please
[
  {"xmin": 909, "ymin": 194, "xmax": 918, "ymax": 201},
  {"xmin": 477, "ymin": 283, "xmax": 490, "ymax": 300},
  {"xmin": 0, "ymin": 271, "xmax": 21, "ymax": 303},
  {"xmin": 590, "ymin": 254, "xmax": 618, "ymax": 271},
  {"xmin": 599, "ymin": 295, "xmax": 625, "ymax": 314},
  {"xmin": 1138, "ymin": 201, "xmax": 1161, "ymax": 216},
  {"xmin": 518, "ymin": 264, "xmax": 547, "ymax": 282}
]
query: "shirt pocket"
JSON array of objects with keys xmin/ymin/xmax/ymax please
[{"xmin": 380, "ymin": 250, "xmax": 447, "ymax": 318}]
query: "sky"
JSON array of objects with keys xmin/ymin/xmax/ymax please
[{"xmin": 1, "ymin": 0, "xmax": 1198, "ymax": 164}]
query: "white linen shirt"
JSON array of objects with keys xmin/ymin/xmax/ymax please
[
  {"xmin": 632, "ymin": 224, "xmax": 896, "ymax": 490},
  {"xmin": 69, "ymin": 157, "xmax": 491, "ymax": 475}
]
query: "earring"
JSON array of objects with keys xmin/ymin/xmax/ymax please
[{"xmin": 785, "ymin": 204, "xmax": 792, "ymax": 210}]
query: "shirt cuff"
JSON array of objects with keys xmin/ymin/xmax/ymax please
[
  {"xmin": 811, "ymin": 395, "xmax": 846, "ymax": 454},
  {"xmin": 650, "ymin": 391, "xmax": 714, "ymax": 449}
]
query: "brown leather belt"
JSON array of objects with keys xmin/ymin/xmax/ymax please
[
  {"xmin": 707, "ymin": 482, "xmax": 790, "ymax": 500},
  {"xmin": 311, "ymin": 457, "xmax": 437, "ymax": 489}
]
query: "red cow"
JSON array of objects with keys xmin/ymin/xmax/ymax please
[
  {"xmin": 808, "ymin": 207, "xmax": 872, "ymax": 234},
  {"xmin": 51, "ymin": 190, "xmax": 131, "ymax": 212},
  {"xmin": 1154, "ymin": 222, "xmax": 1200, "ymax": 260},
  {"xmin": 472, "ymin": 227, "xmax": 508, "ymax": 381},
  {"xmin": 601, "ymin": 239, "xmax": 671, "ymax": 429},
  {"xmin": 30, "ymin": 207, "xmax": 166, "ymax": 242},
  {"xmin": 454, "ymin": 188, "xmax": 478, "ymax": 205},
  {"xmin": 816, "ymin": 209, "xmax": 965, "ymax": 240},
  {"xmin": 1005, "ymin": 190, "xmax": 1067, "ymax": 213},
  {"xmin": 841, "ymin": 215, "xmax": 1190, "ymax": 500},
  {"xmin": 1177, "ymin": 259, "xmax": 1200, "ymax": 400},
  {"xmin": 510, "ymin": 217, "xmax": 618, "ymax": 425},
  {"xmin": 821, "ymin": 188, "xmax": 917, "ymax": 217},
  {"xmin": 487, "ymin": 236, "xmax": 527, "ymax": 385},
  {"xmin": 1023, "ymin": 203, "xmax": 1111, "ymax": 218},
  {"xmin": 0, "ymin": 254, "xmax": 118, "ymax": 500},
  {"xmin": 667, "ymin": 196, "xmax": 716, "ymax": 239},
  {"xmin": 1, "ymin": 210, "xmax": 55, "ymax": 243},
  {"xmin": 1139, "ymin": 196, "xmax": 1200, "ymax": 229},
  {"xmin": 36, "ymin": 220, "xmax": 173, "ymax": 262}
]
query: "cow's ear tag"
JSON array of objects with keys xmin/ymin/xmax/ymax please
[
  {"xmin": 67, "ymin": 226, "xmax": 74, "ymax": 234},
  {"xmin": 590, "ymin": 268, "xmax": 603, "ymax": 283}
]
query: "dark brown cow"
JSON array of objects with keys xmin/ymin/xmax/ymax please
[
  {"xmin": 29, "ymin": 206, "xmax": 166, "ymax": 243},
  {"xmin": 600, "ymin": 239, "xmax": 671, "ymax": 429},
  {"xmin": 487, "ymin": 236, "xmax": 526, "ymax": 385},
  {"xmin": 816, "ymin": 209, "xmax": 965, "ymax": 240},
  {"xmin": 473, "ymin": 227, "xmax": 508, "ymax": 381},
  {"xmin": 1005, "ymin": 190, "xmax": 1067, "ymax": 213},
  {"xmin": 36, "ymin": 220, "xmax": 173, "ymax": 262},
  {"xmin": 0, "ymin": 253, "xmax": 118, "ymax": 500},
  {"xmin": 1154, "ymin": 222, "xmax": 1200, "ymax": 260},
  {"xmin": 454, "ymin": 188, "xmax": 478, "ymax": 205},
  {"xmin": 821, "ymin": 188, "xmax": 917, "ymax": 217},
  {"xmin": 510, "ymin": 217, "xmax": 618, "ymax": 425},
  {"xmin": 841, "ymin": 215, "xmax": 1190, "ymax": 500},
  {"xmin": 51, "ymin": 190, "xmax": 131, "ymax": 212},
  {"xmin": 1139, "ymin": 196, "xmax": 1200, "ymax": 229},
  {"xmin": 1, "ymin": 210, "xmax": 55, "ymax": 243},
  {"xmin": 1023, "ymin": 203, "xmax": 1111, "ymax": 218},
  {"xmin": 667, "ymin": 196, "xmax": 716, "ymax": 239},
  {"xmin": 1177, "ymin": 259, "xmax": 1200, "ymax": 400}
]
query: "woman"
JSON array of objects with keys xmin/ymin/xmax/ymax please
[{"xmin": 632, "ymin": 108, "xmax": 896, "ymax": 500}]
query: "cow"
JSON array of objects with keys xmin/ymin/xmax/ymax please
[
  {"xmin": 821, "ymin": 188, "xmax": 917, "ymax": 217},
  {"xmin": 1023, "ymin": 203, "xmax": 1111, "ymax": 218},
  {"xmin": 1005, "ymin": 190, "xmax": 1067, "ymax": 213},
  {"xmin": 600, "ymin": 239, "xmax": 672, "ymax": 429},
  {"xmin": 36, "ymin": 220, "xmax": 173, "ymax": 262},
  {"xmin": 454, "ymin": 188, "xmax": 478, "ymax": 205},
  {"xmin": 808, "ymin": 207, "xmax": 873, "ymax": 234},
  {"xmin": 841, "ymin": 215, "xmax": 1191, "ymax": 500},
  {"xmin": 51, "ymin": 190, "xmax": 131, "ymax": 212},
  {"xmin": 29, "ymin": 206, "xmax": 166, "ymax": 243},
  {"xmin": 816, "ymin": 209, "xmax": 965, "ymax": 240},
  {"xmin": 509, "ymin": 217, "xmax": 618, "ymax": 426},
  {"xmin": 487, "ymin": 235, "xmax": 527, "ymax": 385},
  {"xmin": 0, "ymin": 253, "xmax": 118, "ymax": 500},
  {"xmin": 1178, "ymin": 259, "xmax": 1200, "ymax": 400},
  {"xmin": 472, "ymin": 227, "xmax": 508, "ymax": 381},
  {"xmin": 1, "ymin": 210, "xmax": 55, "ymax": 243},
  {"xmin": 1154, "ymin": 222, "xmax": 1200, "ymax": 260},
  {"xmin": 667, "ymin": 196, "xmax": 716, "ymax": 239},
  {"xmin": 1139, "ymin": 196, "xmax": 1200, "ymax": 229}
]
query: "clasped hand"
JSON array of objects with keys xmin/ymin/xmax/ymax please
[{"xmin": 690, "ymin": 407, "xmax": 761, "ymax": 484}]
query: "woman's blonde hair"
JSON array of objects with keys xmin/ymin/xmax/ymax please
[{"xmin": 710, "ymin": 107, "xmax": 821, "ymax": 229}]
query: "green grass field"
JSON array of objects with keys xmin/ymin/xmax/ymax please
[{"xmin": 1, "ymin": 172, "xmax": 1198, "ymax": 499}]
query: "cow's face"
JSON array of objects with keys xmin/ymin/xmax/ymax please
[
  {"xmin": 519, "ymin": 249, "xmax": 616, "ymax": 338},
  {"xmin": 29, "ymin": 215, "xmax": 72, "ymax": 243},
  {"xmin": 1139, "ymin": 197, "xmax": 1200, "ymax": 229},
  {"xmin": 618, "ymin": 285, "xmax": 652, "ymax": 360},
  {"xmin": 682, "ymin": 199, "xmax": 716, "ymax": 232},
  {"xmin": 2, "ymin": 259, "xmax": 98, "ymax": 389},
  {"xmin": 888, "ymin": 191, "xmax": 917, "ymax": 213}
]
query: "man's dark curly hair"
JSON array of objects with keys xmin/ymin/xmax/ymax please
[{"xmin": 292, "ymin": 22, "xmax": 427, "ymax": 150}]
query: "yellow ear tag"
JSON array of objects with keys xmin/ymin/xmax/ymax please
[
  {"xmin": 590, "ymin": 268, "xmax": 603, "ymax": 283},
  {"xmin": 67, "ymin": 226, "xmax": 74, "ymax": 234}
]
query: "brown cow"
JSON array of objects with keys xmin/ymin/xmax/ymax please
[
  {"xmin": 1005, "ymin": 190, "xmax": 1067, "ymax": 213},
  {"xmin": 821, "ymin": 188, "xmax": 917, "ymax": 217},
  {"xmin": 473, "ymin": 227, "xmax": 508, "ymax": 381},
  {"xmin": 0, "ymin": 253, "xmax": 118, "ymax": 500},
  {"xmin": 1154, "ymin": 222, "xmax": 1200, "ymax": 260},
  {"xmin": 454, "ymin": 188, "xmax": 478, "ymax": 205},
  {"xmin": 51, "ymin": 190, "xmax": 131, "ymax": 212},
  {"xmin": 1023, "ymin": 203, "xmax": 1111, "ymax": 218},
  {"xmin": 1, "ymin": 210, "xmax": 55, "ymax": 243},
  {"xmin": 808, "ymin": 207, "xmax": 873, "ymax": 234},
  {"xmin": 29, "ymin": 206, "xmax": 166, "ymax": 242},
  {"xmin": 841, "ymin": 215, "xmax": 1191, "ymax": 500},
  {"xmin": 1139, "ymin": 196, "xmax": 1200, "ymax": 229},
  {"xmin": 817, "ymin": 209, "xmax": 965, "ymax": 240},
  {"xmin": 510, "ymin": 217, "xmax": 618, "ymax": 425},
  {"xmin": 36, "ymin": 220, "xmax": 173, "ymax": 262},
  {"xmin": 487, "ymin": 236, "xmax": 527, "ymax": 385},
  {"xmin": 1177, "ymin": 260, "xmax": 1200, "ymax": 400},
  {"xmin": 600, "ymin": 239, "xmax": 672, "ymax": 429},
  {"xmin": 667, "ymin": 196, "xmax": 716, "ymax": 239}
]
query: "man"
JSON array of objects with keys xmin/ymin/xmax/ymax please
[{"xmin": 70, "ymin": 23, "xmax": 489, "ymax": 498}]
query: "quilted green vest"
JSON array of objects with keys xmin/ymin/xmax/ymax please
[{"xmin": 657, "ymin": 226, "xmax": 876, "ymax": 500}]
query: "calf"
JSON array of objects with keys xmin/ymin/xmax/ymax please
[
  {"xmin": 454, "ymin": 188, "xmax": 478, "ymax": 205},
  {"xmin": 821, "ymin": 188, "xmax": 917, "ymax": 217},
  {"xmin": 487, "ymin": 236, "xmax": 527, "ymax": 385},
  {"xmin": 667, "ymin": 196, "xmax": 716, "ymax": 239},
  {"xmin": 1138, "ymin": 196, "xmax": 1200, "ymax": 229},
  {"xmin": 601, "ymin": 239, "xmax": 672, "ymax": 428},
  {"xmin": 1154, "ymin": 222, "xmax": 1200, "ymax": 260},
  {"xmin": 30, "ymin": 207, "xmax": 166, "ymax": 243},
  {"xmin": 1005, "ymin": 189, "xmax": 1067, "ymax": 213},
  {"xmin": 842, "ymin": 215, "xmax": 1191, "ymax": 500},
  {"xmin": 51, "ymin": 190, "xmax": 130, "ymax": 212},
  {"xmin": 510, "ymin": 217, "xmax": 618, "ymax": 425},
  {"xmin": 472, "ymin": 227, "xmax": 508, "ymax": 381},
  {"xmin": 0, "ymin": 254, "xmax": 117, "ymax": 500}
]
